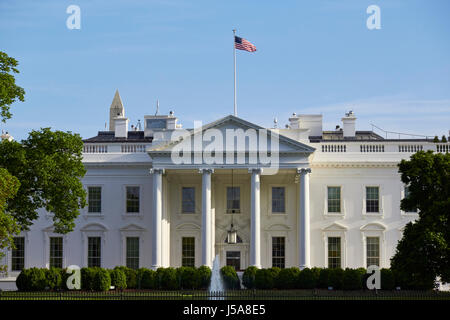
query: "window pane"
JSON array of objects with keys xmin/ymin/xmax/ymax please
[
  {"xmin": 272, "ymin": 237, "xmax": 285, "ymax": 268},
  {"xmin": 126, "ymin": 237, "xmax": 139, "ymax": 270},
  {"xmin": 182, "ymin": 237, "xmax": 195, "ymax": 267},
  {"xmin": 126, "ymin": 186, "xmax": 140, "ymax": 213},
  {"xmin": 88, "ymin": 187, "xmax": 101, "ymax": 213},
  {"xmin": 404, "ymin": 186, "xmax": 418, "ymax": 212},
  {"xmin": 272, "ymin": 187, "xmax": 285, "ymax": 213},
  {"xmin": 50, "ymin": 237, "xmax": 63, "ymax": 269},
  {"xmin": 182, "ymin": 187, "xmax": 195, "ymax": 213},
  {"xmin": 327, "ymin": 187, "xmax": 341, "ymax": 213},
  {"xmin": 12, "ymin": 237, "xmax": 25, "ymax": 271},
  {"xmin": 366, "ymin": 237, "xmax": 380, "ymax": 267},
  {"xmin": 328, "ymin": 237, "xmax": 341, "ymax": 269},
  {"xmin": 227, "ymin": 187, "xmax": 240, "ymax": 212},
  {"xmin": 88, "ymin": 237, "xmax": 101, "ymax": 268},
  {"xmin": 366, "ymin": 187, "xmax": 379, "ymax": 213}
]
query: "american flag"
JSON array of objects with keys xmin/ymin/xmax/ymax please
[{"xmin": 234, "ymin": 36, "xmax": 257, "ymax": 52}]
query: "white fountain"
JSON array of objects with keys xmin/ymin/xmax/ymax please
[{"xmin": 209, "ymin": 255, "xmax": 224, "ymax": 300}]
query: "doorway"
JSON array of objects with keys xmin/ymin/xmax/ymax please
[{"xmin": 226, "ymin": 251, "xmax": 241, "ymax": 271}]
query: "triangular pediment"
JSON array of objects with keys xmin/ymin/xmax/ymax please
[
  {"xmin": 360, "ymin": 222, "xmax": 386, "ymax": 231},
  {"xmin": 322, "ymin": 222, "xmax": 347, "ymax": 231},
  {"xmin": 149, "ymin": 115, "xmax": 315, "ymax": 154}
]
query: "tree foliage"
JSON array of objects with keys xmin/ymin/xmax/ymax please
[
  {"xmin": 391, "ymin": 150, "xmax": 450, "ymax": 286},
  {"xmin": 0, "ymin": 168, "xmax": 20, "ymax": 274},
  {"xmin": 0, "ymin": 51, "xmax": 25, "ymax": 122},
  {"xmin": 0, "ymin": 128, "xmax": 86, "ymax": 233}
]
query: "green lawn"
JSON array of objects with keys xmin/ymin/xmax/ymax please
[{"xmin": 1, "ymin": 290, "xmax": 449, "ymax": 300}]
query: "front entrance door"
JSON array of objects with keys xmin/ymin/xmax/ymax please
[{"xmin": 226, "ymin": 251, "xmax": 241, "ymax": 271}]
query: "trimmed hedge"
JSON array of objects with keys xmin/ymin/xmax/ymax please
[
  {"xmin": 157, "ymin": 267, "xmax": 179, "ymax": 290},
  {"xmin": 137, "ymin": 268, "xmax": 156, "ymax": 289},
  {"xmin": 109, "ymin": 269, "xmax": 127, "ymax": 290},
  {"xmin": 343, "ymin": 268, "xmax": 362, "ymax": 290},
  {"xmin": 114, "ymin": 266, "xmax": 137, "ymax": 289},
  {"xmin": 242, "ymin": 266, "xmax": 258, "ymax": 289},
  {"xmin": 221, "ymin": 266, "xmax": 240, "ymax": 290},
  {"xmin": 196, "ymin": 266, "xmax": 212, "ymax": 289},
  {"xmin": 297, "ymin": 268, "xmax": 317, "ymax": 289},
  {"xmin": 94, "ymin": 268, "xmax": 111, "ymax": 291}
]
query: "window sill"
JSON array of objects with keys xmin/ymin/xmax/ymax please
[
  {"xmin": 363, "ymin": 212, "xmax": 384, "ymax": 219},
  {"xmin": 122, "ymin": 213, "xmax": 144, "ymax": 219},
  {"xmin": 324, "ymin": 212, "xmax": 345, "ymax": 218},
  {"xmin": 401, "ymin": 211, "xmax": 419, "ymax": 218},
  {"xmin": 83, "ymin": 213, "xmax": 105, "ymax": 220}
]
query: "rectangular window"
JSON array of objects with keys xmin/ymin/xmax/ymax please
[
  {"xmin": 327, "ymin": 186, "xmax": 341, "ymax": 213},
  {"xmin": 49, "ymin": 237, "xmax": 63, "ymax": 269},
  {"xmin": 182, "ymin": 237, "xmax": 195, "ymax": 267},
  {"xmin": 366, "ymin": 237, "xmax": 380, "ymax": 267},
  {"xmin": 226, "ymin": 251, "xmax": 241, "ymax": 271},
  {"xmin": 366, "ymin": 186, "xmax": 379, "ymax": 213},
  {"xmin": 11, "ymin": 237, "xmax": 25, "ymax": 271},
  {"xmin": 126, "ymin": 237, "xmax": 139, "ymax": 270},
  {"xmin": 88, "ymin": 186, "xmax": 102, "ymax": 213},
  {"xmin": 272, "ymin": 187, "xmax": 286, "ymax": 213},
  {"xmin": 328, "ymin": 237, "xmax": 341, "ymax": 269},
  {"xmin": 126, "ymin": 186, "xmax": 140, "ymax": 213},
  {"xmin": 182, "ymin": 187, "xmax": 195, "ymax": 213},
  {"xmin": 226, "ymin": 187, "xmax": 240, "ymax": 213},
  {"xmin": 88, "ymin": 237, "xmax": 101, "ymax": 268},
  {"xmin": 272, "ymin": 237, "xmax": 285, "ymax": 268}
]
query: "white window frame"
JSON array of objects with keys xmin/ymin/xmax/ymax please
[
  {"xmin": 180, "ymin": 185, "xmax": 199, "ymax": 215},
  {"xmin": 120, "ymin": 224, "xmax": 146, "ymax": 269},
  {"xmin": 323, "ymin": 185, "xmax": 345, "ymax": 217},
  {"xmin": 264, "ymin": 224, "xmax": 291, "ymax": 268},
  {"xmin": 269, "ymin": 185, "xmax": 288, "ymax": 215},
  {"xmin": 81, "ymin": 223, "xmax": 108, "ymax": 268},
  {"xmin": 360, "ymin": 222, "xmax": 386, "ymax": 268},
  {"xmin": 42, "ymin": 226, "xmax": 67, "ymax": 269},
  {"xmin": 224, "ymin": 184, "xmax": 243, "ymax": 214},
  {"xmin": 7, "ymin": 232, "xmax": 29, "ymax": 275},
  {"xmin": 362, "ymin": 185, "xmax": 384, "ymax": 217},
  {"xmin": 83, "ymin": 184, "xmax": 105, "ymax": 219},
  {"xmin": 123, "ymin": 185, "xmax": 143, "ymax": 218},
  {"xmin": 174, "ymin": 223, "xmax": 201, "ymax": 268},
  {"xmin": 322, "ymin": 223, "xmax": 347, "ymax": 269}
]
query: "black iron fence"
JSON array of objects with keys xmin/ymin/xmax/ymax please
[{"xmin": 0, "ymin": 290, "xmax": 449, "ymax": 301}]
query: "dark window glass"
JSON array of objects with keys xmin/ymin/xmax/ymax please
[
  {"xmin": 12, "ymin": 237, "xmax": 25, "ymax": 271},
  {"xmin": 182, "ymin": 187, "xmax": 195, "ymax": 213},
  {"xmin": 88, "ymin": 187, "xmax": 102, "ymax": 213},
  {"xmin": 328, "ymin": 237, "xmax": 341, "ymax": 269},
  {"xmin": 182, "ymin": 237, "xmax": 195, "ymax": 267},
  {"xmin": 126, "ymin": 186, "xmax": 140, "ymax": 213},
  {"xmin": 272, "ymin": 187, "xmax": 285, "ymax": 213},
  {"xmin": 50, "ymin": 237, "xmax": 63, "ymax": 269},
  {"xmin": 88, "ymin": 237, "xmax": 101, "ymax": 268},
  {"xmin": 272, "ymin": 237, "xmax": 285, "ymax": 268}
]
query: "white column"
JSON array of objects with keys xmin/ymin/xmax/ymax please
[
  {"xmin": 298, "ymin": 168, "xmax": 311, "ymax": 269},
  {"xmin": 249, "ymin": 168, "xmax": 262, "ymax": 268},
  {"xmin": 200, "ymin": 168, "xmax": 214, "ymax": 267},
  {"xmin": 150, "ymin": 168, "xmax": 164, "ymax": 269}
]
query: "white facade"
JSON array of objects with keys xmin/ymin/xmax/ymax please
[{"xmin": 2, "ymin": 95, "xmax": 449, "ymax": 289}]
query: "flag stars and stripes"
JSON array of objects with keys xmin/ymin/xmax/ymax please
[{"xmin": 234, "ymin": 36, "xmax": 257, "ymax": 52}]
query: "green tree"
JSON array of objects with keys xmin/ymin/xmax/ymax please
[
  {"xmin": 0, "ymin": 128, "xmax": 86, "ymax": 233},
  {"xmin": 391, "ymin": 151, "xmax": 450, "ymax": 288},
  {"xmin": 0, "ymin": 51, "xmax": 25, "ymax": 122},
  {"xmin": 0, "ymin": 168, "xmax": 20, "ymax": 274}
]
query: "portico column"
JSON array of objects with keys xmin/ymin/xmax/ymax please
[
  {"xmin": 150, "ymin": 168, "xmax": 164, "ymax": 269},
  {"xmin": 249, "ymin": 168, "xmax": 262, "ymax": 268},
  {"xmin": 200, "ymin": 168, "xmax": 214, "ymax": 267},
  {"xmin": 297, "ymin": 168, "xmax": 311, "ymax": 269}
]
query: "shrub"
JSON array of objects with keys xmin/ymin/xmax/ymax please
[
  {"xmin": 255, "ymin": 269, "xmax": 275, "ymax": 289},
  {"xmin": 94, "ymin": 268, "xmax": 111, "ymax": 291},
  {"xmin": 221, "ymin": 266, "xmax": 240, "ymax": 290},
  {"xmin": 318, "ymin": 268, "xmax": 331, "ymax": 288},
  {"xmin": 114, "ymin": 266, "xmax": 137, "ymax": 289},
  {"xmin": 177, "ymin": 267, "xmax": 198, "ymax": 289},
  {"xmin": 137, "ymin": 268, "xmax": 156, "ymax": 289},
  {"xmin": 381, "ymin": 268, "xmax": 395, "ymax": 290},
  {"xmin": 196, "ymin": 266, "xmax": 211, "ymax": 289},
  {"xmin": 16, "ymin": 269, "xmax": 32, "ymax": 291},
  {"xmin": 157, "ymin": 268, "xmax": 179, "ymax": 290},
  {"xmin": 276, "ymin": 267, "xmax": 299, "ymax": 289},
  {"xmin": 109, "ymin": 269, "xmax": 127, "ymax": 290},
  {"xmin": 328, "ymin": 268, "xmax": 344, "ymax": 290},
  {"xmin": 242, "ymin": 266, "xmax": 258, "ymax": 289},
  {"xmin": 343, "ymin": 268, "xmax": 362, "ymax": 290},
  {"xmin": 297, "ymin": 268, "xmax": 316, "ymax": 289},
  {"xmin": 81, "ymin": 267, "xmax": 98, "ymax": 291},
  {"xmin": 29, "ymin": 268, "xmax": 47, "ymax": 291},
  {"xmin": 45, "ymin": 268, "xmax": 63, "ymax": 290},
  {"xmin": 310, "ymin": 267, "xmax": 322, "ymax": 285},
  {"xmin": 355, "ymin": 268, "xmax": 367, "ymax": 289}
]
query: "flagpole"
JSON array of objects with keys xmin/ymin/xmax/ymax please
[{"xmin": 233, "ymin": 29, "xmax": 237, "ymax": 117}]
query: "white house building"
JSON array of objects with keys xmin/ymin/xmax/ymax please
[{"xmin": 1, "ymin": 90, "xmax": 449, "ymax": 289}]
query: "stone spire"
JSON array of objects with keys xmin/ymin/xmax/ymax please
[{"xmin": 109, "ymin": 89, "xmax": 125, "ymax": 131}]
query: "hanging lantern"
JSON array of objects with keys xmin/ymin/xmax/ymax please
[{"xmin": 227, "ymin": 223, "xmax": 237, "ymax": 244}]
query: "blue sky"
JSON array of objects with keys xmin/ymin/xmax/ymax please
[{"xmin": 1, "ymin": 0, "xmax": 449, "ymax": 141}]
